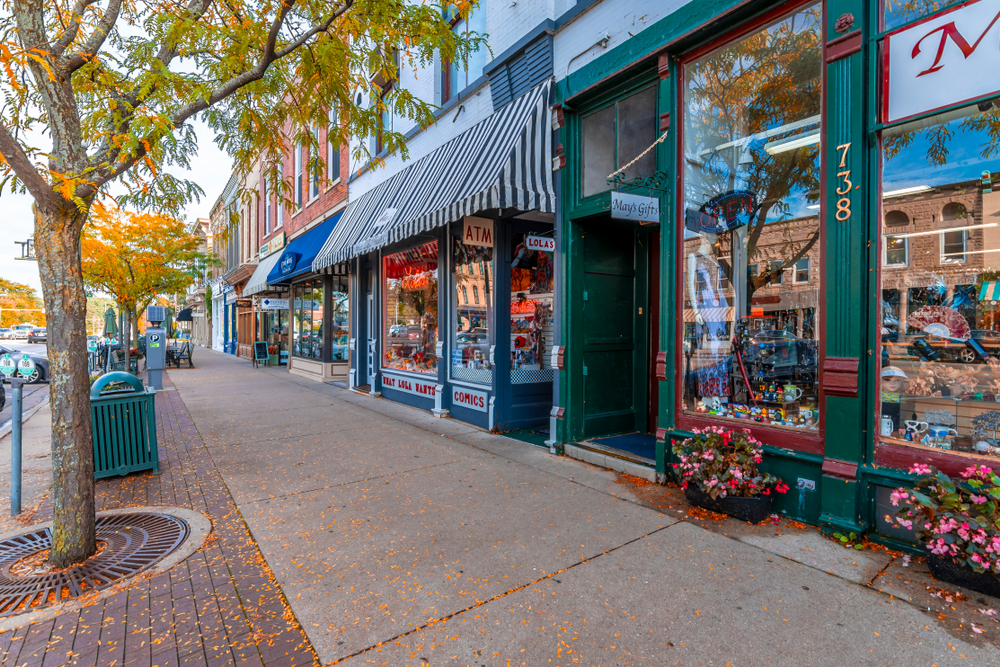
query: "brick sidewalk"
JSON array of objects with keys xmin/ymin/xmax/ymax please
[{"xmin": 0, "ymin": 377, "xmax": 318, "ymax": 667}]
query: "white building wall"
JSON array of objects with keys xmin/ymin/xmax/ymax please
[
  {"xmin": 553, "ymin": 0, "xmax": 694, "ymax": 80},
  {"xmin": 349, "ymin": 0, "xmax": 559, "ymax": 200}
]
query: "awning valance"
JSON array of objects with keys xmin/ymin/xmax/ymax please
[
  {"xmin": 313, "ymin": 78, "xmax": 554, "ymax": 271},
  {"xmin": 268, "ymin": 212, "xmax": 343, "ymax": 285},
  {"xmin": 243, "ymin": 250, "xmax": 283, "ymax": 297}
]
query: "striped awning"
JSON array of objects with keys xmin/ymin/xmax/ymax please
[
  {"xmin": 981, "ymin": 280, "xmax": 1000, "ymax": 302},
  {"xmin": 313, "ymin": 78, "xmax": 554, "ymax": 271}
]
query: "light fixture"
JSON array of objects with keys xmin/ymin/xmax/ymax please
[
  {"xmin": 763, "ymin": 133, "xmax": 820, "ymax": 155},
  {"xmin": 888, "ymin": 222, "xmax": 996, "ymax": 239},
  {"xmin": 883, "ymin": 185, "xmax": 932, "ymax": 198}
]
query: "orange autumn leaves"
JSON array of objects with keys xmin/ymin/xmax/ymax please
[{"xmin": 81, "ymin": 205, "xmax": 209, "ymax": 316}]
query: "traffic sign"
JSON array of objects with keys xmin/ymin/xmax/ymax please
[
  {"xmin": 16, "ymin": 355, "xmax": 35, "ymax": 378},
  {"xmin": 0, "ymin": 354, "xmax": 14, "ymax": 377}
]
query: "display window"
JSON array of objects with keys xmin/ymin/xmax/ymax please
[
  {"xmin": 510, "ymin": 233, "xmax": 554, "ymax": 384},
  {"xmin": 292, "ymin": 280, "xmax": 324, "ymax": 359},
  {"xmin": 383, "ymin": 241, "xmax": 439, "ymax": 374},
  {"xmin": 679, "ymin": 2, "xmax": 823, "ymax": 431},
  {"xmin": 262, "ymin": 310, "xmax": 287, "ymax": 355},
  {"xmin": 877, "ymin": 98, "xmax": 1000, "ymax": 457},
  {"xmin": 452, "ymin": 237, "xmax": 494, "ymax": 384},
  {"xmin": 329, "ymin": 276, "xmax": 349, "ymax": 361}
]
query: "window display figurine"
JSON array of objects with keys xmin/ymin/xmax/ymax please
[{"xmin": 880, "ymin": 366, "xmax": 909, "ymax": 432}]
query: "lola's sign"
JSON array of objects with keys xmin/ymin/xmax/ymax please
[
  {"xmin": 381, "ymin": 372, "xmax": 438, "ymax": 399},
  {"xmin": 526, "ymin": 235, "xmax": 555, "ymax": 252},
  {"xmin": 885, "ymin": 0, "xmax": 1000, "ymax": 122}
]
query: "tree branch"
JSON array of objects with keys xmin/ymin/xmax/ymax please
[
  {"xmin": 52, "ymin": 0, "xmax": 102, "ymax": 59},
  {"xmin": 0, "ymin": 122, "xmax": 53, "ymax": 207},
  {"xmin": 61, "ymin": 0, "xmax": 125, "ymax": 73},
  {"xmin": 86, "ymin": 0, "xmax": 354, "ymax": 195}
]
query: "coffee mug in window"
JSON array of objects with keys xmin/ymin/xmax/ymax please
[
  {"xmin": 782, "ymin": 384, "xmax": 802, "ymax": 403},
  {"xmin": 880, "ymin": 416, "xmax": 894, "ymax": 437},
  {"xmin": 928, "ymin": 425, "xmax": 957, "ymax": 441},
  {"xmin": 905, "ymin": 420, "xmax": 929, "ymax": 437}
]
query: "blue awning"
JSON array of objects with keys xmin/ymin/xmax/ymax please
[{"xmin": 267, "ymin": 212, "xmax": 343, "ymax": 285}]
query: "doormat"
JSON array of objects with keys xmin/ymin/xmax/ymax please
[{"xmin": 590, "ymin": 432, "xmax": 657, "ymax": 460}]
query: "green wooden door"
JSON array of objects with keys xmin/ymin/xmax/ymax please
[{"xmin": 581, "ymin": 219, "xmax": 648, "ymax": 438}]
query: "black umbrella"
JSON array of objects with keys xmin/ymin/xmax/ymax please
[{"xmin": 176, "ymin": 308, "xmax": 193, "ymax": 322}]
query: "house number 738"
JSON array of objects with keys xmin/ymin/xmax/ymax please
[{"xmin": 835, "ymin": 142, "xmax": 852, "ymax": 221}]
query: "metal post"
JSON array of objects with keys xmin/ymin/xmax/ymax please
[{"xmin": 10, "ymin": 378, "xmax": 22, "ymax": 516}]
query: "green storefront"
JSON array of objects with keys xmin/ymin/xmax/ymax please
[{"xmin": 552, "ymin": 0, "xmax": 1000, "ymax": 547}]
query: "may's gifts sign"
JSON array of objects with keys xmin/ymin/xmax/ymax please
[{"xmin": 885, "ymin": 0, "xmax": 1000, "ymax": 123}]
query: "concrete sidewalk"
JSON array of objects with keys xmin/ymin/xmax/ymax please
[{"xmin": 169, "ymin": 349, "xmax": 1000, "ymax": 665}]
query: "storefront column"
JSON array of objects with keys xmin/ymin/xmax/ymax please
[
  {"xmin": 818, "ymin": 0, "xmax": 868, "ymax": 534},
  {"xmin": 322, "ymin": 274, "xmax": 334, "ymax": 364},
  {"xmin": 434, "ymin": 226, "xmax": 449, "ymax": 417}
]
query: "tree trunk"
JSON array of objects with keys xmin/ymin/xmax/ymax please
[
  {"xmin": 33, "ymin": 203, "xmax": 96, "ymax": 567},
  {"xmin": 131, "ymin": 310, "xmax": 140, "ymax": 347}
]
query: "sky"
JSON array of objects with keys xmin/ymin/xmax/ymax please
[{"xmin": 1, "ymin": 119, "xmax": 233, "ymax": 295}]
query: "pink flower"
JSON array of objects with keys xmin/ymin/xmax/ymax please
[
  {"xmin": 889, "ymin": 489, "xmax": 910, "ymax": 507},
  {"xmin": 971, "ymin": 494, "xmax": 988, "ymax": 504},
  {"xmin": 909, "ymin": 463, "xmax": 933, "ymax": 476}
]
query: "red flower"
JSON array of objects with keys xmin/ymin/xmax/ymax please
[{"xmin": 762, "ymin": 488, "xmax": 771, "ymax": 496}]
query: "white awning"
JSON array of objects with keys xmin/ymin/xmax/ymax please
[{"xmin": 243, "ymin": 251, "xmax": 282, "ymax": 296}]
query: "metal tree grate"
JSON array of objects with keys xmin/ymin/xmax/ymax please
[{"xmin": 0, "ymin": 512, "xmax": 188, "ymax": 616}]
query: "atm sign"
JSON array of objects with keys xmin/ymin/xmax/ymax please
[{"xmin": 452, "ymin": 387, "xmax": 488, "ymax": 412}]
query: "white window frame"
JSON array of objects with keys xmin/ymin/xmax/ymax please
[
  {"xmin": 883, "ymin": 234, "xmax": 908, "ymax": 267},
  {"xmin": 276, "ymin": 162, "xmax": 284, "ymax": 228},
  {"xmin": 941, "ymin": 229, "xmax": 968, "ymax": 264},
  {"xmin": 310, "ymin": 126, "xmax": 320, "ymax": 201},
  {"xmin": 793, "ymin": 257, "xmax": 810, "ymax": 284},
  {"xmin": 328, "ymin": 106, "xmax": 341, "ymax": 185},
  {"xmin": 294, "ymin": 144, "xmax": 303, "ymax": 207},
  {"xmin": 263, "ymin": 175, "xmax": 271, "ymax": 236}
]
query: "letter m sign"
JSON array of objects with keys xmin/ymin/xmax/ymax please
[{"xmin": 885, "ymin": 0, "xmax": 1000, "ymax": 123}]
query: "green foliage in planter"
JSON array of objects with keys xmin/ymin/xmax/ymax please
[
  {"xmin": 673, "ymin": 426, "xmax": 789, "ymax": 500},
  {"xmin": 832, "ymin": 532, "xmax": 864, "ymax": 550},
  {"xmin": 889, "ymin": 464, "xmax": 1000, "ymax": 575}
]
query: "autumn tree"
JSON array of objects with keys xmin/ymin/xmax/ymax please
[
  {"xmin": 0, "ymin": 278, "xmax": 46, "ymax": 327},
  {"xmin": 82, "ymin": 205, "xmax": 212, "ymax": 349},
  {"xmin": 0, "ymin": 0, "xmax": 483, "ymax": 566}
]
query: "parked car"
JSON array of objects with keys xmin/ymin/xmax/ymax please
[
  {"xmin": 0, "ymin": 381, "xmax": 5, "ymax": 410},
  {"xmin": 10, "ymin": 327, "xmax": 30, "ymax": 340},
  {"xmin": 0, "ymin": 344, "xmax": 49, "ymax": 383},
  {"xmin": 27, "ymin": 327, "xmax": 46, "ymax": 344},
  {"xmin": 0, "ymin": 328, "xmax": 11, "ymax": 340}
]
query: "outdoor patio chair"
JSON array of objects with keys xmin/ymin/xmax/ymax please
[{"xmin": 175, "ymin": 341, "xmax": 193, "ymax": 368}]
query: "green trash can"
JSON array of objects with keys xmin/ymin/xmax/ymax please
[{"xmin": 90, "ymin": 372, "xmax": 159, "ymax": 479}]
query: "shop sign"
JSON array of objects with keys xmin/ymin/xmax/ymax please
[
  {"xmin": 270, "ymin": 230, "xmax": 286, "ymax": 252},
  {"xmin": 225, "ymin": 290, "xmax": 240, "ymax": 304},
  {"xmin": 463, "ymin": 216, "xmax": 494, "ymax": 247},
  {"xmin": 611, "ymin": 192, "xmax": 660, "ymax": 223},
  {"xmin": 452, "ymin": 386, "xmax": 488, "ymax": 412},
  {"xmin": 260, "ymin": 298, "xmax": 288, "ymax": 310},
  {"xmin": 526, "ymin": 235, "xmax": 555, "ymax": 252},
  {"xmin": 278, "ymin": 251, "xmax": 300, "ymax": 276},
  {"xmin": 884, "ymin": 0, "xmax": 1000, "ymax": 122},
  {"xmin": 381, "ymin": 372, "xmax": 438, "ymax": 399},
  {"xmin": 354, "ymin": 232, "xmax": 389, "ymax": 256}
]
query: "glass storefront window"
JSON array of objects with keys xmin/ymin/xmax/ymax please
[
  {"xmin": 452, "ymin": 237, "xmax": 494, "ymax": 383},
  {"xmin": 878, "ymin": 100, "xmax": 1000, "ymax": 457},
  {"xmin": 330, "ymin": 276, "xmax": 349, "ymax": 361},
  {"xmin": 383, "ymin": 242, "xmax": 439, "ymax": 374},
  {"xmin": 884, "ymin": 0, "xmax": 965, "ymax": 31},
  {"xmin": 510, "ymin": 233, "xmax": 554, "ymax": 383},
  {"xmin": 263, "ymin": 309, "xmax": 287, "ymax": 356},
  {"xmin": 292, "ymin": 280, "xmax": 324, "ymax": 359},
  {"xmin": 680, "ymin": 4, "xmax": 823, "ymax": 431}
]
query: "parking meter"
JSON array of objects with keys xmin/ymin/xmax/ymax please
[{"xmin": 146, "ymin": 305, "xmax": 167, "ymax": 389}]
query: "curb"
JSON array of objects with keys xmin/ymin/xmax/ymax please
[{"xmin": 0, "ymin": 394, "xmax": 49, "ymax": 441}]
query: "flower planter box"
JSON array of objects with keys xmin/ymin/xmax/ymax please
[
  {"xmin": 268, "ymin": 354, "xmax": 279, "ymax": 366},
  {"xmin": 926, "ymin": 555, "xmax": 1000, "ymax": 598},
  {"xmin": 684, "ymin": 486, "xmax": 774, "ymax": 524}
]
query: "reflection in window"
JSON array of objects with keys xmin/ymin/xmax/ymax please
[
  {"xmin": 293, "ymin": 280, "xmax": 324, "ymax": 359},
  {"xmin": 680, "ymin": 3, "xmax": 823, "ymax": 431},
  {"xmin": 383, "ymin": 242, "xmax": 438, "ymax": 374},
  {"xmin": 452, "ymin": 237, "xmax": 493, "ymax": 384},
  {"xmin": 879, "ymin": 100, "xmax": 1000, "ymax": 458},
  {"xmin": 510, "ymin": 233, "xmax": 554, "ymax": 383},
  {"xmin": 884, "ymin": 0, "xmax": 965, "ymax": 31},
  {"xmin": 330, "ymin": 276, "xmax": 349, "ymax": 361}
]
